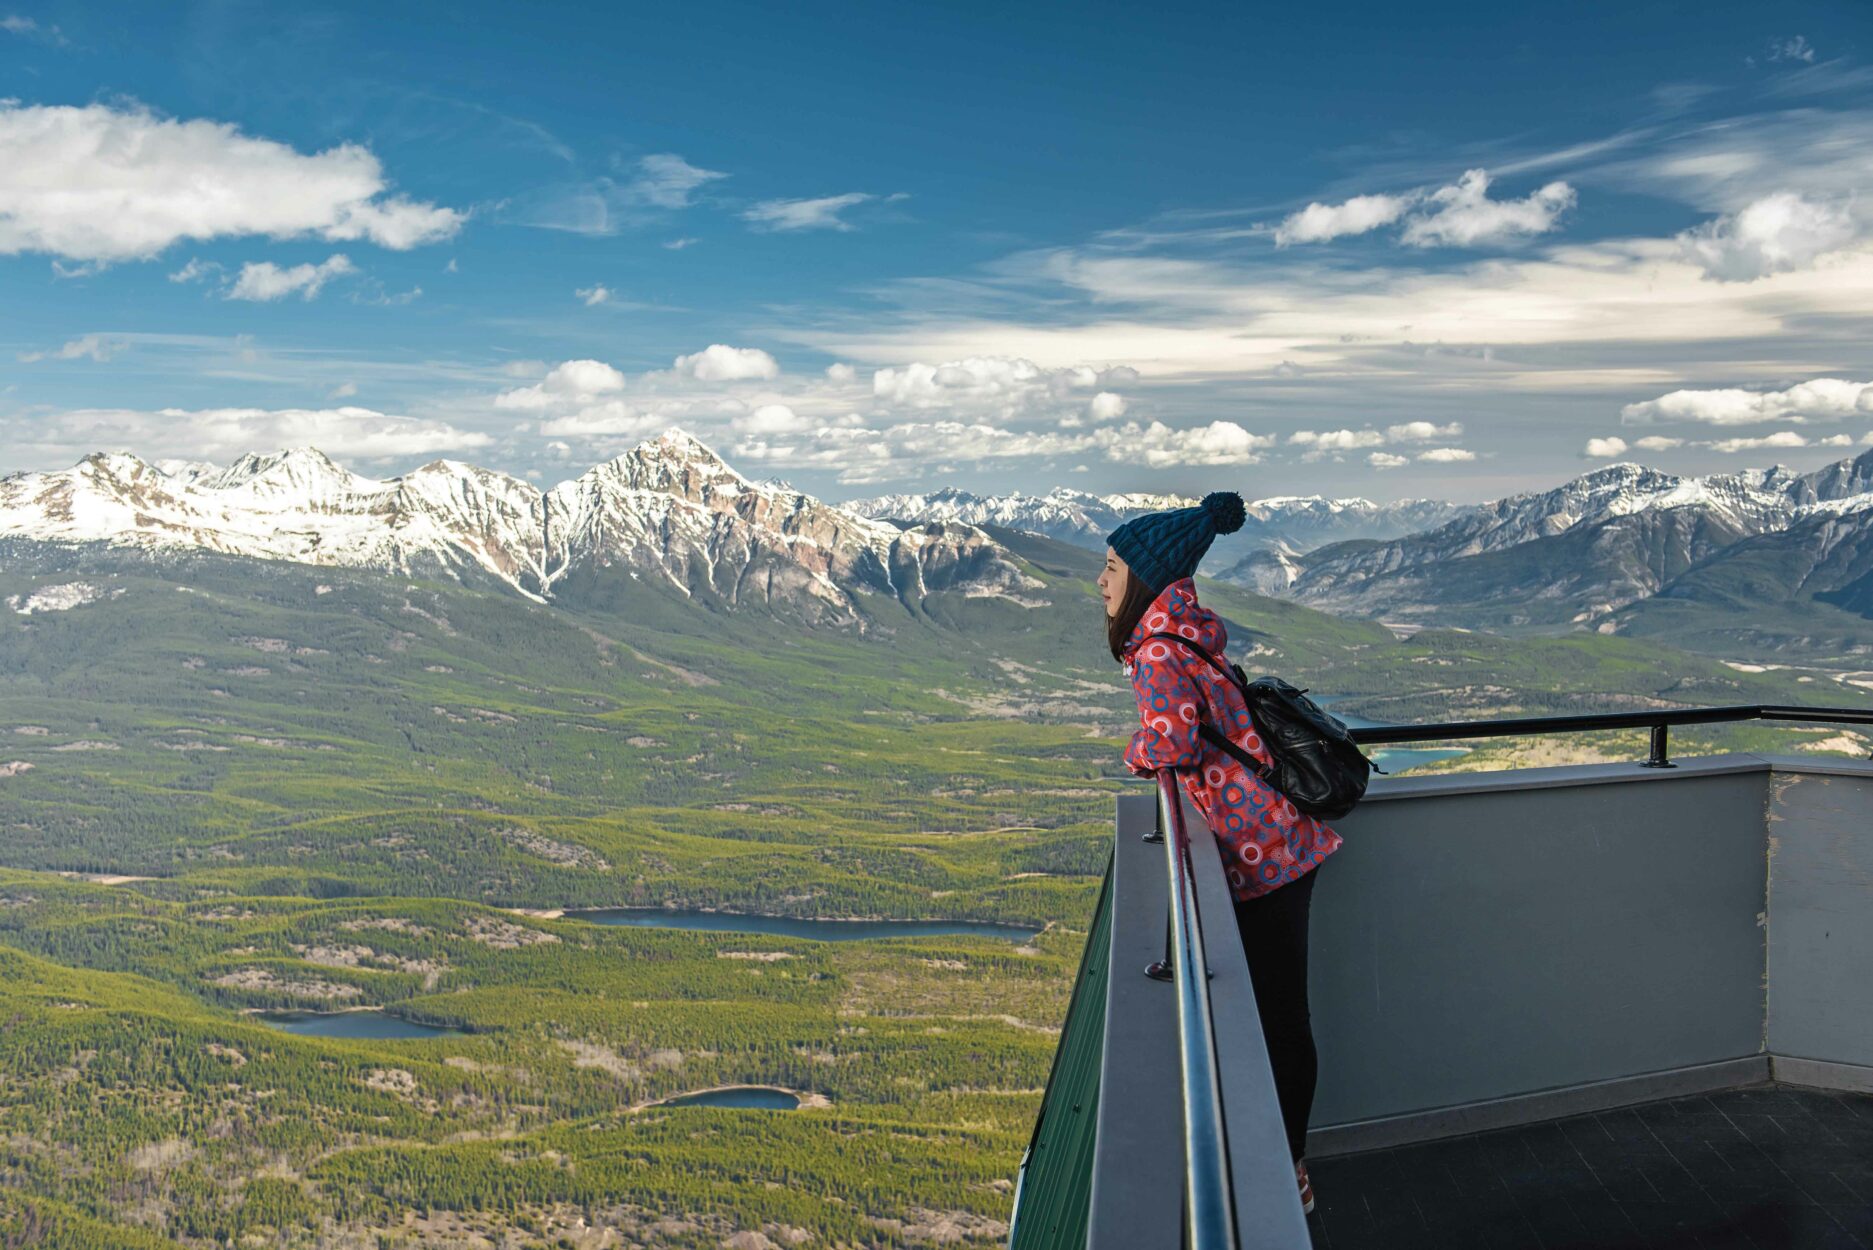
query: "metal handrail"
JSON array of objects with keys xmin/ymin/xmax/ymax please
[
  {"xmin": 1348, "ymin": 702, "xmax": 1873, "ymax": 744},
  {"xmin": 1155, "ymin": 771, "xmax": 1238, "ymax": 1249},
  {"xmin": 1346, "ymin": 702, "xmax": 1873, "ymax": 768}
]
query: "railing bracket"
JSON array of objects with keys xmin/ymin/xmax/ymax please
[{"xmin": 1640, "ymin": 723, "xmax": 1676, "ymax": 769}]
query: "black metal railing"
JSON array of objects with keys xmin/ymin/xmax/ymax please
[{"xmin": 1349, "ymin": 703, "xmax": 1873, "ymax": 768}]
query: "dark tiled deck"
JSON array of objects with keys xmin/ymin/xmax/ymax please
[{"xmin": 1305, "ymin": 1084, "xmax": 1873, "ymax": 1250}]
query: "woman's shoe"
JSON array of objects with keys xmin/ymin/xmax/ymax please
[{"xmin": 1296, "ymin": 1160, "xmax": 1315, "ymax": 1214}]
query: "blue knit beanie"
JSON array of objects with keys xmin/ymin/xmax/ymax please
[{"xmin": 1107, "ymin": 492, "xmax": 1247, "ymax": 594}]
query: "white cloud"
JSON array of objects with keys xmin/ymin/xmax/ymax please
[
  {"xmin": 664, "ymin": 236, "xmax": 699, "ymax": 250},
  {"xmin": 1088, "ymin": 391, "xmax": 1127, "ymax": 422},
  {"xmin": 576, "ymin": 284, "xmax": 612, "ymax": 306},
  {"xmin": 871, "ymin": 357, "xmax": 1135, "ymax": 421},
  {"xmin": 1385, "ymin": 420, "xmax": 1463, "ymax": 441},
  {"xmin": 1290, "ymin": 428, "xmax": 1386, "ymax": 450},
  {"xmin": 825, "ymin": 362, "xmax": 857, "ymax": 383},
  {"xmin": 495, "ymin": 359, "xmax": 628, "ymax": 410},
  {"xmin": 0, "ymin": 102, "xmax": 461, "ymax": 263},
  {"xmin": 1583, "ymin": 436, "xmax": 1629, "ymax": 458},
  {"xmin": 734, "ymin": 404, "xmax": 811, "ymax": 435},
  {"xmin": 743, "ymin": 192, "xmax": 875, "ymax": 232},
  {"xmin": 1272, "ymin": 170, "xmax": 1573, "ymax": 251},
  {"xmin": 1416, "ymin": 447, "xmax": 1477, "ymax": 462},
  {"xmin": 12, "ymin": 405, "xmax": 489, "ymax": 463},
  {"xmin": 17, "ymin": 334, "xmax": 117, "ymax": 363},
  {"xmin": 1676, "ymin": 192, "xmax": 1857, "ymax": 281},
  {"xmin": 1399, "ymin": 170, "xmax": 1576, "ymax": 248},
  {"xmin": 1273, "ymin": 194, "xmax": 1414, "ymax": 246},
  {"xmin": 536, "ymin": 401, "xmax": 659, "ymax": 439},
  {"xmin": 800, "ymin": 231, "xmax": 1873, "ymax": 398},
  {"xmin": 1368, "ymin": 452, "xmax": 1409, "ymax": 469},
  {"xmin": 331, "ymin": 381, "xmax": 358, "ymax": 399},
  {"xmin": 226, "ymin": 254, "xmax": 356, "ymax": 301},
  {"xmin": 1634, "ymin": 436, "xmax": 1684, "ymax": 450},
  {"xmin": 673, "ymin": 344, "xmax": 781, "ymax": 382},
  {"xmin": 733, "ymin": 417, "xmax": 1270, "ymax": 484},
  {"xmin": 1126, "ymin": 420, "xmax": 1271, "ymax": 467},
  {"xmin": 1622, "ymin": 378, "xmax": 1873, "ymax": 425},
  {"xmin": 1288, "ymin": 421, "xmax": 1461, "ymax": 453},
  {"xmin": 624, "ymin": 154, "xmax": 727, "ymax": 209},
  {"xmin": 1707, "ymin": 430, "xmax": 1810, "ymax": 453}
]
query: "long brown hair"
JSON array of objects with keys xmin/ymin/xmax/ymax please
[{"xmin": 1107, "ymin": 572, "xmax": 1159, "ymax": 662}]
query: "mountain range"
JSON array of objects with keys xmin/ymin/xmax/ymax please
[
  {"xmin": 1256, "ymin": 454, "xmax": 1873, "ymax": 652},
  {"xmin": 846, "ymin": 486, "xmax": 1471, "ymax": 569},
  {"xmin": 8, "ymin": 433, "xmax": 1873, "ymax": 658},
  {"xmin": 0, "ymin": 431, "xmax": 1043, "ymax": 629}
]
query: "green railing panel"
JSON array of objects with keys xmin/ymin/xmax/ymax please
[{"xmin": 1008, "ymin": 852, "xmax": 1114, "ymax": 1250}]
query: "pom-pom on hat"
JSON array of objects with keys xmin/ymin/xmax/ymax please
[{"xmin": 1106, "ymin": 491, "xmax": 1246, "ymax": 595}]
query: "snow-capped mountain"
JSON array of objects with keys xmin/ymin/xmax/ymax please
[
  {"xmin": 845, "ymin": 486, "xmax": 1471, "ymax": 561},
  {"xmin": 1262, "ymin": 453, "xmax": 1873, "ymax": 628},
  {"xmin": 0, "ymin": 431, "xmax": 1044, "ymax": 627},
  {"xmin": 845, "ymin": 487, "xmax": 1157, "ymax": 547},
  {"xmin": 0, "ymin": 447, "xmax": 554, "ymax": 595}
]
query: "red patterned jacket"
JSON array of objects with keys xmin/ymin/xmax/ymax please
[{"xmin": 1122, "ymin": 578, "xmax": 1341, "ymax": 900}]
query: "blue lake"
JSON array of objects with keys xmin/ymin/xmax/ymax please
[
  {"xmin": 653, "ymin": 1086, "xmax": 802, "ymax": 1110},
  {"xmin": 1323, "ymin": 702, "xmax": 1470, "ymax": 774},
  {"xmin": 564, "ymin": 908, "xmax": 1040, "ymax": 943},
  {"xmin": 253, "ymin": 1009, "xmax": 462, "ymax": 1039}
]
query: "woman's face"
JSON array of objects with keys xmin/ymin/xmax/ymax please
[{"xmin": 1097, "ymin": 547, "xmax": 1130, "ymax": 619}]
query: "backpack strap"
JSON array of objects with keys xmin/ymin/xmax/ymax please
[{"xmin": 1138, "ymin": 633, "xmax": 1274, "ymax": 784}]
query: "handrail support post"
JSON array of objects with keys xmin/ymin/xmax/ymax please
[{"xmin": 1641, "ymin": 723, "xmax": 1676, "ymax": 769}]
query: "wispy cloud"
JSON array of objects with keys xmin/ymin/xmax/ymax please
[
  {"xmin": 5, "ymin": 405, "xmax": 490, "ymax": 465},
  {"xmin": 743, "ymin": 192, "xmax": 877, "ymax": 232},
  {"xmin": 623, "ymin": 154, "xmax": 727, "ymax": 209},
  {"xmin": 1, "ymin": 13, "xmax": 66, "ymax": 44},
  {"xmin": 1765, "ymin": 35, "xmax": 1816, "ymax": 65},
  {"xmin": 17, "ymin": 334, "xmax": 119, "ymax": 363}
]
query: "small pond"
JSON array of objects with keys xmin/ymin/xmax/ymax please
[
  {"xmin": 652, "ymin": 1086, "xmax": 802, "ymax": 1110},
  {"xmin": 564, "ymin": 909, "xmax": 1040, "ymax": 943},
  {"xmin": 253, "ymin": 1009, "xmax": 462, "ymax": 1039}
]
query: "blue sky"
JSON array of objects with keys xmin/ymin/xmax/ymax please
[{"xmin": 4, "ymin": 1, "xmax": 1873, "ymax": 504}]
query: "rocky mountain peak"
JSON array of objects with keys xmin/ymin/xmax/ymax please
[
  {"xmin": 612, "ymin": 427, "xmax": 744, "ymax": 491},
  {"xmin": 205, "ymin": 446, "xmax": 371, "ymax": 504}
]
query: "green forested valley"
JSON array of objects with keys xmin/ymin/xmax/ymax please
[{"xmin": 0, "ymin": 534, "xmax": 1866, "ymax": 1248}]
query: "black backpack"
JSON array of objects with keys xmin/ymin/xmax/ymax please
[{"xmin": 1143, "ymin": 634, "xmax": 1378, "ymax": 820}]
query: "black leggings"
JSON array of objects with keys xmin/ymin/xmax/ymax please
[{"xmin": 1232, "ymin": 864, "xmax": 1320, "ymax": 1163}]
